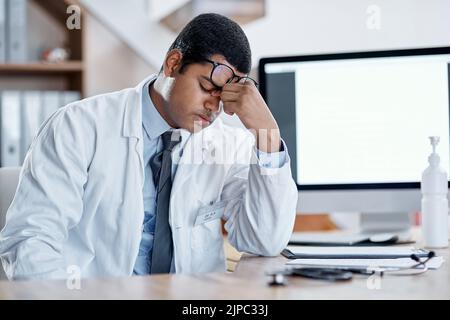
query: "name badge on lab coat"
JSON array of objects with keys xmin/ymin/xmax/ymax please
[{"xmin": 194, "ymin": 201, "xmax": 227, "ymax": 226}]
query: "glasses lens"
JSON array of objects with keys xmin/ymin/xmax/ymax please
[{"xmin": 211, "ymin": 64, "xmax": 234, "ymax": 87}]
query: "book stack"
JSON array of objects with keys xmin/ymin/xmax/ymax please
[{"xmin": 0, "ymin": 0, "xmax": 27, "ymax": 63}]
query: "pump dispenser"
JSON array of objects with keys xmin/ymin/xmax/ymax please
[{"xmin": 421, "ymin": 136, "xmax": 449, "ymax": 248}]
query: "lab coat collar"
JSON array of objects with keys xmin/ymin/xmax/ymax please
[
  {"xmin": 122, "ymin": 74, "xmax": 157, "ymax": 139},
  {"xmin": 142, "ymin": 78, "xmax": 172, "ymax": 140}
]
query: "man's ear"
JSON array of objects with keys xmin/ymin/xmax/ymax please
[{"xmin": 163, "ymin": 50, "xmax": 183, "ymax": 77}]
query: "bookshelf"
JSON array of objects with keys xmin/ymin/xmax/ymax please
[
  {"xmin": 0, "ymin": 0, "xmax": 84, "ymax": 95},
  {"xmin": 0, "ymin": 61, "xmax": 83, "ymax": 73},
  {"xmin": 0, "ymin": 0, "xmax": 84, "ymax": 167}
]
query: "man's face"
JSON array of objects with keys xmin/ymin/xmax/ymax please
[{"xmin": 162, "ymin": 54, "xmax": 246, "ymax": 132}]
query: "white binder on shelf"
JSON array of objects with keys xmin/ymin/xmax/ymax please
[
  {"xmin": 0, "ymin": 0, "xmax": 6, "ymax": 62},
  {"xmin": 6, "ymin": 0, "xmax": 27, "ymax": 63},
  {"xmin": 41, "ymin": 91, "xmax": 60, "ymax": 124},
  {"xmin": 1, "ymin": 91, "xmax": 22, "ymax": 167},
  {"xmin": 21, "ymin": 91, "xmax": 41, "ymax": 161},
  {"xmin": 61, "ymin": 91, "xmax": 81, "ymax": 107}
]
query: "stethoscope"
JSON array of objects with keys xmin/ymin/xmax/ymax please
[
  {"xmin": 378, "ymin": 251, "xmax": 436, "ymax": 276},
  {"xmin": 266, "ymin": 251, "xmax": 436, "ymax": 286}
]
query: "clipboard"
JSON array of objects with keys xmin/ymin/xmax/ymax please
[
  {"xmin": 282, "ymin": 246, "xmax": 431, "ymax": 260},
  {"xmin": 288, "ymin": 232, "xmax": 415, "ymax": 247}
]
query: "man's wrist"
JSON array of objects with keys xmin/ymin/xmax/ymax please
[
  {"xmin": 256, "ymin": 130, "xmax": 281, "ymax": 153},
  {"xmin": 257, "ymin": 140, "xmax": 281, "ymax": 153},
  {"xmin": 256, "ymin": 139, "xmax": 287, "ymax": 169}
]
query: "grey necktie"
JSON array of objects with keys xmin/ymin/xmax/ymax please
[{"xmin": 150, "ymin": 130, "xmax": 181, "ymax": 274}]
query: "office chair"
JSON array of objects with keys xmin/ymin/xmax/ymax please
[
  {"xmin": 0, "ymin": 167, "xmax": 21, "ymax": 230},
  {"xmin": 0, "ymin": 167, "xmax": 21, "ymax": 280}
]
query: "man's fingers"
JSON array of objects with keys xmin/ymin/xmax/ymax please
[
  {"xmin": 220, "ymin": 91, "xmax": 239, "ymax": 102},
  {"xmin": 222, "ymin": 101, "xmax": 238, "ymax": 115},
  {"xmin": 222, "ymin": 82, "xmax": 246, "ymax": 93}
]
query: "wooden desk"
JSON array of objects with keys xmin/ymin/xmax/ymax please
[{"xmin": 0, "ymin": 230, "xmax": 449, "ymax": 300}]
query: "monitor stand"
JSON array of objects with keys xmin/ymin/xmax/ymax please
[{"xmin": 359, "ymin": 212, "xmax": 412, "ymax": 235}]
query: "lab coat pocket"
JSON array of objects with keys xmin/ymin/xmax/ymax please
[
  {"xmin": 190, "ymin": 198, "xmax": 242, "ymax": 272},
  {"xmin": 190, "ymin": 216, "xmax": 226, "ymax": 272},
  {"xmin": 191, "ymin": 200, "xmax": 227, "ymax": 252}
]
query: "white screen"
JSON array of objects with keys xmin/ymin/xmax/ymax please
[{"xmin": 267, "ymin": 54, "xmax": 450, "ymax": 185}]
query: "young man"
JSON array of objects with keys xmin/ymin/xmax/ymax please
[{"xmin": 0, "ymin": 13, "xmax": 297, "ymax": 280}]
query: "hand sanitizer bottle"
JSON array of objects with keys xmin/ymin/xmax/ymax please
[{"xmin": 421, "ymin": 136, "xmax": 449, "ymax": 248}]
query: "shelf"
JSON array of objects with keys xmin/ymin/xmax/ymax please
[
  {"xmin": 1, "ymin": 0, "xmax": 85, "ymax": 95},
  {"xmin": 0, "ymin": 61, "xmax": 83, "ymax": 75}
]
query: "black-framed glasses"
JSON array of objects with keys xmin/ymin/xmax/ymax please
[{"xmin": 203, "ymin": 59, "xmax": 258, "ymax": 89}]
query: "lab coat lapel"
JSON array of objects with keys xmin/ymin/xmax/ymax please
[
  {"xmin": 122, "ymin": 74, "xmax": 157, "ymax": 139},
  {"xmin": 121, "ymin": 74, "xmax": 158, "ymax": 183},
  {"xmin": 170, "ymin": 124, "xmax": 217, "ymax": 223}
]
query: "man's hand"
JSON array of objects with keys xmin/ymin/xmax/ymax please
[{"xmin": 220, "ymin": 82, "xmax": 281, "ymax": 153}]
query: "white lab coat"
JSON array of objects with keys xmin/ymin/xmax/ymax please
[{"xmin": 0, "ymin": 75, "xmax": 298, "ymax": 280}]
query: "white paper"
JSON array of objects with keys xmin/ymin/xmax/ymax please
[
  {"xmin": 286, "ymin": 246, "xmax": 425, "ymax": 256},
  {"xmin": 286, "ymin": 256, "xmax": 444, "ymax": 270},
  {"xmin": 290, "ymin": 233, "xmax": 371, "ymax": 245}
]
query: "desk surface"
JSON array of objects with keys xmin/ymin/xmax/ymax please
[{"xmin": 0, "ymin": 229, "xmax": 449, "ymax": 300}]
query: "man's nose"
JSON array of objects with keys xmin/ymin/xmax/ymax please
[{"xmin": 204, "ymin": 94, "xmax": 221, "ymax": 113}]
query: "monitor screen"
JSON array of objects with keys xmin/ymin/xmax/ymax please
[{"xmin": 259, "ymin": 48, "xmax": 450, "ymax": 190}]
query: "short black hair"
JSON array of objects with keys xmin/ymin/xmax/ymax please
[{"xmin": 167, "ymin": 13, "xmax": 252, "ymax": 74}]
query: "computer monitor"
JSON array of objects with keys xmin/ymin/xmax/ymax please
[{"xmin": 259, "ymin": 47, "xmax": 450, "ymax": 232}]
